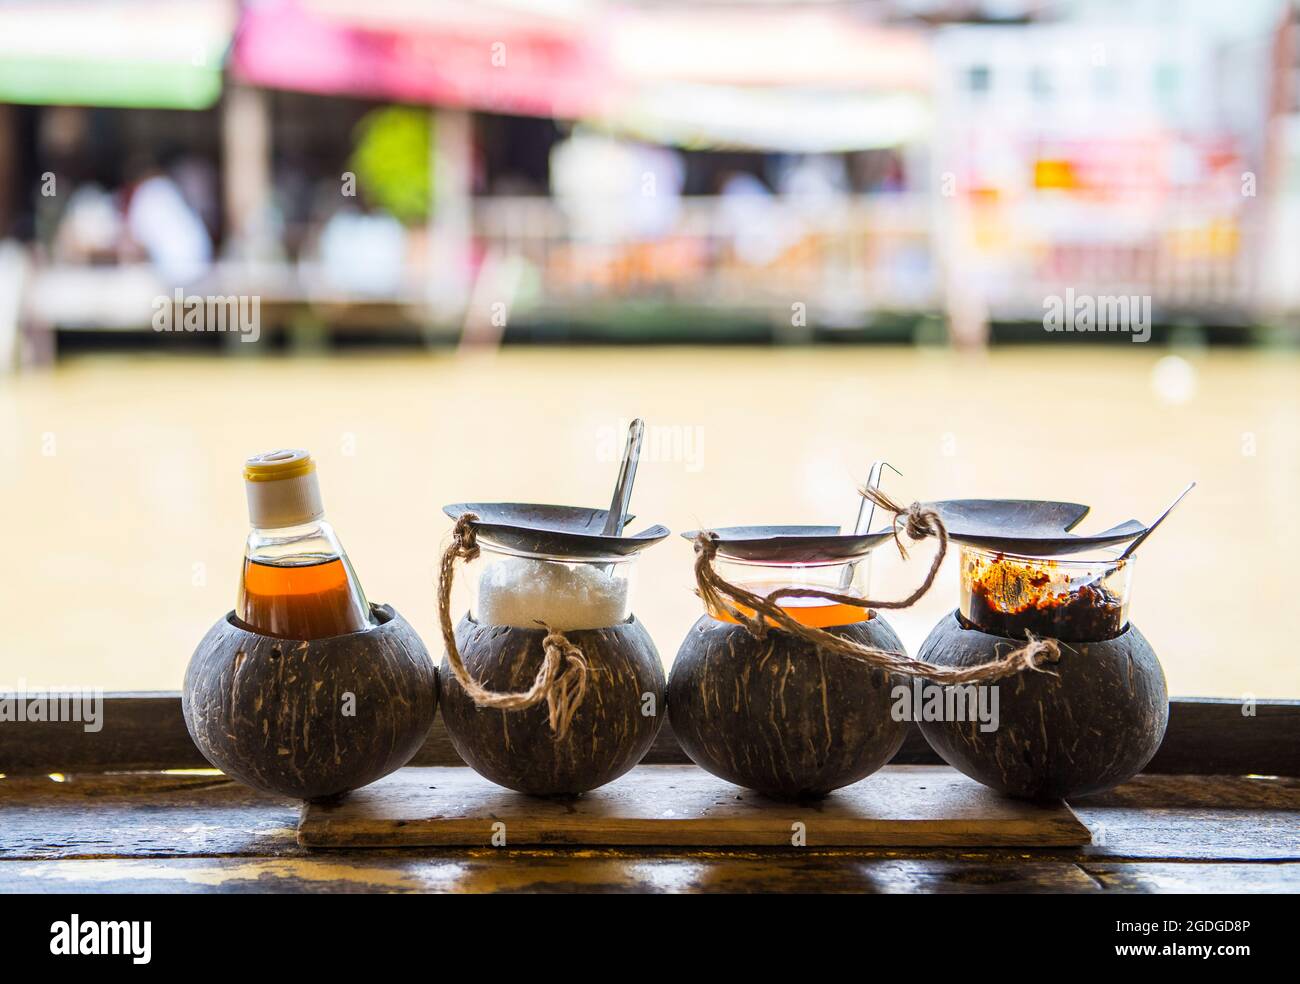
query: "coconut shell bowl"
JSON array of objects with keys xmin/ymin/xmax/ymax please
[
  {"xmin": 183, "ymin": 604, "xmax": 438, "ymax": 802},
  {"xmin": 436, "ymin": 502, "xmax": 670, "ymax": 797},
  {"xmin": 914, "ymin": 495, "xmax": 1183, "ymax": 799},
  {"xmin": 669, "ymin": 522, "xmax": 908, "ymax": 800}
]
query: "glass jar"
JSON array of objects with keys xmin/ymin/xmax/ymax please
[
  {"xmin": 464, "ymin": 541, "xmax": 636, "ymax": 631},
  {"xmin": 958, "ymin": 544, "xmax": 1133, "ymax": 642},
  {"xmin": 705, "ymin": 554, "xmax": 873, "ymax": 629}
]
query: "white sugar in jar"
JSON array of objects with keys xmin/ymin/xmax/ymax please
[{"xmin": 474, "ymin": 549, "xmax": 633, "ymax": 631}]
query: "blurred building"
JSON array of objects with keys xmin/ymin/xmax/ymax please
[
  {"xmin": 1, "ymin": 0, "xmax": 1297, "ymax": 367},
  {"xmin": 934, "ymin": 9, "xmax": 1277, "ymax": 324}
]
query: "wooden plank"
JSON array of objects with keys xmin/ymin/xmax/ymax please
[
  {"xmin": 0, "ymin": 693, "xmax": 201, "ymax": 774},
  {"xmin": 0, "ymin": 773, "xmax": 300, "ymax": 861},
  {"xmin": 0, "ymin": 856, "xmax": 1100, "ymax": 894},
  {"xmin": 1, "ymin": 771, "xmax": 1294, "ymax": 864},
  {"xmin": 1070, "ymin": 774, "xmax": 1300, "ymax": 861},
  {"xmin": 1074, "ymin": 773, "xmax": 1300, "ymax": 810},
  {"xmin": 1144, "ymin": 698, "xmax": 1300, "ymax": 776},
  {"xmin": 1081, "ymin": 862, "xmax": 1300, "ymax": 893},
  {"xmin": 3, "ymin": 693, "xmax": 1296, "ymax": 777},
  {"xmin": 296, "ymin": 765, "xmax": 1091, "ymax": 849},
  {"xmin": 1074, "ymin": 809, "xmax": 1300, "ymax": 861}
]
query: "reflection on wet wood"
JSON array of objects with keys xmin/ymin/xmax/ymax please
[{"xmin": 3, "ymin": 855, "xmax": 1297, "ymax": 895}]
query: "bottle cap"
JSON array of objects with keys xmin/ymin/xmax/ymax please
[{"xmin": 244, "ymin": 449, "xmax": 325, "ymax": 528}]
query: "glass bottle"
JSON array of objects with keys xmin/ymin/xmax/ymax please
[{"xmin": 235, "ymin": 449, "xmax": 372, "ymax": 640}]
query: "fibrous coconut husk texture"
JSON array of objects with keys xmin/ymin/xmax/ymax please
[
  {"xmin": 439, "ymin": 615, "xmax": 665, "ymax": 796},
  {"xmin": 917, "ymin": 612, "xmax": 1168, "ymax": 800},
  {"xmin": 669, "ymin": 615, "xmax": 908, "ymax": 799},
  {"xmin": 183, "ymin": 605, "xmax": 437, "ymax": 801}
]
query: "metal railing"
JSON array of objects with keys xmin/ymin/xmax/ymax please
[
  {"xmin": 469, "ymin": 194, "xmax": 940, "ymax": 322},
  {"xmin": 15, "ymin": 192, "xmax": 1278, "ymax": 341}
]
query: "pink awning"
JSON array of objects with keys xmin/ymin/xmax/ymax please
[{"xmin": 232, "ymin": 0, "xmax": 610, "ymax": 118}]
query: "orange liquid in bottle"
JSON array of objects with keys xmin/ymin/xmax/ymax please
[
  {"xmin": 237, "ymin": 557, "xmax": 370, "ymax": 640},
  {"xmin": 706, "ymin": 579, "xmax": 873, "ymax": 629}
]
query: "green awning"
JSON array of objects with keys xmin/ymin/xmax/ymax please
[{"xmin": 0, "ymin": 0, "xmax": 232, "ymax": 109}]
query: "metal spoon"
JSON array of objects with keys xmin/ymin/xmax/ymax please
[
  {"xmin": 839, "ymin": 460, "xmax": 901, "ymax": 589},
  {"xmin": 1118, "ymin": 481, "xmax": 1196, "ymax": 561},
  {"xmin": 602, "ymin": 418, "xmax": 645, "ymax": 538}
]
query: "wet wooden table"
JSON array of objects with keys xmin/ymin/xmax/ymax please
[
  {"xmin": 1, "ymin": 771, "xmax": 1298, "ymax": 894},
  {"xmin": 1, "ymin": 696, "xmax": 1297, "ymax": 894}
]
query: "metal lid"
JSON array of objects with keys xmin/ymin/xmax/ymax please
[
  {"xmin": 679, "ymin": 524, "xmax": 897, "ymax": 564},
  {"xmin": 925, "ymin": 499, "xmax": 1146, "ymax": 556},
  {"xmin": 443, "ymin": 502, "xmax": 669, "ymax": 558}
]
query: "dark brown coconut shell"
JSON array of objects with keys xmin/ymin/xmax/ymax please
[
  {"xmin": 439, "ymin": 615, "xmax": 665, "ymax": 796},
  {"xmin": 182, "ymin": 604, "xmax": 437, "ymax": 801},
  {"xmin": 668, "ymin": 615, "xmax": 908, "ymax": 799},
  {"xmin": 916, "ymin": 611, "xmax": 1168, "ymax": 800}
]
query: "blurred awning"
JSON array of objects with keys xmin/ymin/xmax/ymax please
[
  {"xmin": 233, "ymin": 0, "xmax": 933, "ymax": 150},
  {"xmin": 608, "ymin": 7, "xmax": 932, "ymax": 90},
  {"xmin": 600, "ymin": 7, "xmax": 933, "ymax": 151},
  {"xmin": 601, "ymin": 86, "xmax": 932, "ymax": 153},
  {"xmin": 0, "ymin": 0, "xmax": 233, "ymax": 109},
  {"xmin": 233, "ymin": 0, "xmax": 610, "ymax": 118}
]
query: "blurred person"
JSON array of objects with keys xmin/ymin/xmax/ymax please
[
  {"xmin": 123, "ymin": 154, "xmax": 213, "ymax": 285},
  {"xmin": 171, "ymin": 154, "xmax": 220, "ymax": 240},
  {"xmin": 550, "ymin": 131, "xmax": 684, "ymax": 242},
  {"xmin": 315, "ymin": 203, "xmax": 405, "ymax": 297},
  {"xmin": 774, "ymin": 154, "xmax": 850, "ymax": 216},
  {"xmin": 51, "ymin": 183, "xmax": 122, "ymax": 265},
  {"xmin": 717, "ymin": 170, "xmax": 797, "ymax": 266}
]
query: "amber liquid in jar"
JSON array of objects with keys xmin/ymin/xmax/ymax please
[
  {"xmin": 237, "ymin": 556, "xmax": 371, "ymax": 640},
  {"xmin": 707, "ymin": 579, "xmax": 872, "ymax": 629}
]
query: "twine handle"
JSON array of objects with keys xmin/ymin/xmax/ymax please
[
  {"xmin": 437, "ymin": 512, "xmax": 589, "ymax": 737},
  {"xmin": 692, "ymin": 487, "xmax": 1063, "ymax": 685}
]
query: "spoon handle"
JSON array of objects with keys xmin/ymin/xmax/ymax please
[
  {"xmin": 856, "ymin": 460, "xmax": 902, "ymax": 536},
  {"xmin": 603, "ymin": 418, "xmax": 645, "ymax": 537},
  {"xmin": 1119, "ymin": 481, "xmax": 1196, "ymax": 561},
  {"xmin": 839, "ymin": 460, "xmax": 902, "ymax": 589}
]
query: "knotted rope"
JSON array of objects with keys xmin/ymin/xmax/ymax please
[
  {"xmin": 438, "ymin": 513, "xmax": 589, "ymax": 737},
  {"xmin": 693, "ymin": 487, "xmax": 1062, "ymax": 685}
]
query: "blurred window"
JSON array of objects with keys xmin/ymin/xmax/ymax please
[
  {"xmin": 1091, "ymin": 65, "xmax": 1117, "ymax": 101},
  {"xmin": 1030, "ymin": 67, "xmax": 1053, "ymax": 101},
  {"xmin": 1155, "ymin": 63, "xmax": 1182, "ymax": 111},
  {"xmin": 966, "ymin": 65, "xmax": 992, "ymax": 95}
]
